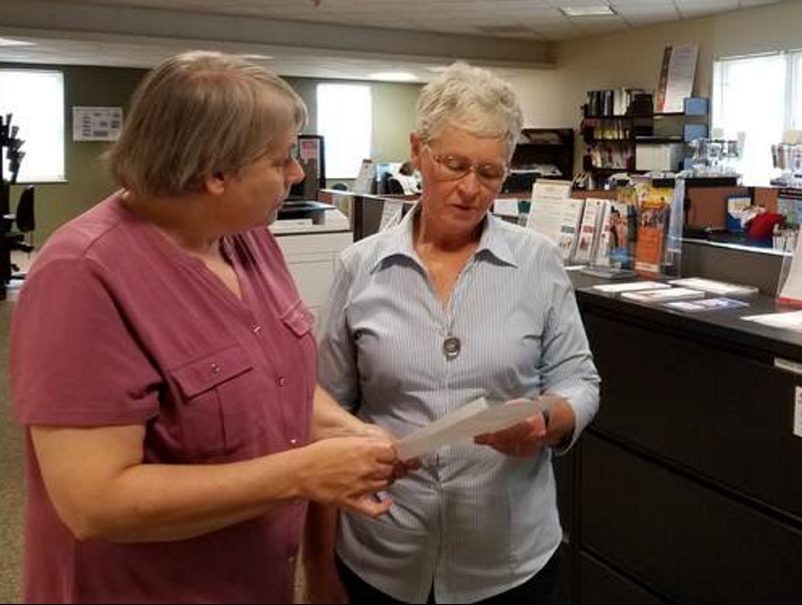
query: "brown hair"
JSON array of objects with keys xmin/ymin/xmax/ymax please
[{"xmin": 106, "ymin": 50, "xmax": 307, "ymax": 198}]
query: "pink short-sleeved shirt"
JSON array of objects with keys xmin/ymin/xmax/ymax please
[{"xmin": 11, "ymin": 192, "xmax": 316, "ymax": 604}]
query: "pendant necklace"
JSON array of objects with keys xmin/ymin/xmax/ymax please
[
  {"xmin": 442, "ymin": 333, "xmax": 461, "ymax": 361},
  {"xmin": 441, "ymin": 261, "xmax": 476, "ymax": 362}
]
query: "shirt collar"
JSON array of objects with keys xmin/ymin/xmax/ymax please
[{"xmin": 370, "ymin": 203, "xmax": 518, "ymax": 272}]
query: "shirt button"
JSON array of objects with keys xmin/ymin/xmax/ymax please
[
  {"xmin": 289, "ymin": 438, "xmax": 298, "ymax": 447},
  {"xmin": 278, "ymin": 376, "xmax": 287, "ymax": 387},
  {"xmin": 252, "ymin": 325, "xmax": 262, "ymax": 335},
  {"xmin": 210, "ymin": 362, "xmax": 221, "ymax": 374}
]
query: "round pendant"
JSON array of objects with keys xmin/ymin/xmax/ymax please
[{"xmin": 442, "ymin": 336, "xmax": 461, "ymax": 361}]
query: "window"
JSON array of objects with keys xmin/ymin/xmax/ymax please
[
  {"xmin": 713, "ymin": 54, "xmax": 786, "ymax": 185},
  {"xmin": 0, "ymin": 69, "xmax": 65, "ymax": 183},
  {"xmin": 316, "ymin": 83, "xmax": 371, "ymax": 179},
  {"xmin": 712, "ymin": 51, "xmax": 802, "ymax": 185}
]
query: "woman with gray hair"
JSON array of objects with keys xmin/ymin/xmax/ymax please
[
  {"xmin": 11, "ymin": 51, "xmax": 399, "ymax": 604},
  {"xmin": 314, "ymin": 62, "xmax": 600, "ymax": 603}
]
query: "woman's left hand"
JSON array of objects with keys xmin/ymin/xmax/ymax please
[{"xmin": 473, "ymin": 412, "xmax": 548, "ymax": 457}]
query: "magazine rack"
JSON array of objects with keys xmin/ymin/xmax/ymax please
[
  {"xmin": 776, "ymin": 230, "xmax": 802, "ymax": 306},
  {"xmin": 582, "ymin": 176, "xmax": 684, "ymax": 278}
]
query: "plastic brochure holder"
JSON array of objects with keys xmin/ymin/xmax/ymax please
[
  {"xmin": 776, "ymin": 231, "xmax": 802, "ymax": 306},
  {"xmin": 581, "ymin": 177, "xmax": 683, "ymax": 279}
]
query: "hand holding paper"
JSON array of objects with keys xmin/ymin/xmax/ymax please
[{"xmin": 395, "ymin": 395, "xmax": 558, "ymax": 461}]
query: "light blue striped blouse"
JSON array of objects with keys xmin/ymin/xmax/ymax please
[{"xmin": 317, "ymin": 204, "xmax": 600, "ymax": 603}]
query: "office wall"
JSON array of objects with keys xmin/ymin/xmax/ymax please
[
  {"xmin": 506, "ymin": 0, "xmax": 802, "ymax": 174},
  {"xmin": 2, "ymin": 65, "xmax": 421, "ymax": 244},
  {"xmin": 284, "ymin": 77, "xmax": 422, "ymax": 177},
  {"xmin": 3, "ymin": 63, "xmax": 146, "ymax": 245}
]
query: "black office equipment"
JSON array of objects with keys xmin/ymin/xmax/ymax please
[
  {"xmin": 287, "ymin": 134, "xmax": 325, "ymax": 202},
  {"xmin": 1, "ymin": 114, "xmax": 35, "ymax": 299}
]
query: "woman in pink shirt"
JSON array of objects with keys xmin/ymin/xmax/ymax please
[{"xmin": 11, "ymin": 51, "xmax": 398, "ymax": 604}]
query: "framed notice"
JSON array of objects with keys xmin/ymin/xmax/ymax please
[
  {"xmin": 654, "ymin": 43, "xmax": 698, "ymax": 113},
  {"xmin": 72, "ymin": 106, "xmax": 123, "ymax": 141}
]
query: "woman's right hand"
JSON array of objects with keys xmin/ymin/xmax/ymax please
[{"xmin": 301, "ymin": 436, "xmax": 397, "ymax": 517}]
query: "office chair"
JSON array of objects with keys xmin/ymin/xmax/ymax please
[{"xmin": 7, "ymin": 185, "xmax": 35, "ymax": 281}]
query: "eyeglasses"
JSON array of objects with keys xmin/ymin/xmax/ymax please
[{"xmin": 423, "ymin": 145, "xmax": 508, "ymax": 187}]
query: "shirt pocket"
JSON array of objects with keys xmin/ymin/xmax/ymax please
[
  {"xmin": 170, "ymin": 344, "xmax": 264, "ymax": 459},
  {"xmin": 279, "ymin": 299, "xmax": 314, "ymax": 338}
]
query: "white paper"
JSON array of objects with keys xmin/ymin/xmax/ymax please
[
  {"xmin": 493, "ymin": 199, "xmax": 520, "ymax": 218},
  {"xmin": 742, "ymin": 310, "xmax": 802, "ymax": 332},
  {"xmin": 621, "ymin": 287, "xmax": 705, "ymax": 303},
  {"xmin": 395, "ymin": 395, "xmax": 557, "ymax": 461},
  {"xmin": 778, "ymin": 230, "xmax": 802, "ymax": 304},
  {"xmin": 592, "ymin": 280, "xmax": 669, "ymax": 293},
  {"xmin": 526, "ymin": 197, "xmax": 585, "ymax": 261},
  {"xmin": 663, "ymin": 44, "xmax": 698, "ymax": 113},
  {"xmin": 669, "ymin": 277, "xmax": 757, "ymax": 296},
  {"xmin": 72, "ymin": 106, "xmax": 122, "ymax": 141}
]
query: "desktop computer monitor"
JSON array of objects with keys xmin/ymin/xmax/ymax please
[{"xmin": 287, "ymin": 134, "xmax": 325, "ymax": 202}]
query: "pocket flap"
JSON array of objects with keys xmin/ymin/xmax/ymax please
[
  {"xmin": 171, "ymin": 345, "xmax": 253, "ymax": 398},
  {"xmin": 280, "ymin": 300, "xmax": 314, "ymax": 338}
]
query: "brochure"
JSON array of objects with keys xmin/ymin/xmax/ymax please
[
  {"xmin": 621, "ymin": 287, "xmax": 705, "ymax": 303},
  {"xmin": 668, "ymin": 277, "xmax": 758, "ymax": 297},
  {"xmin": 664, "ymin": 297, "xmax": 749, "ymax": 312},
  {"xmin": 592, "ymin": 280, "xmax": 669, "ymax": 293},
  {"xmin": 742, "ymin": 310, "xmax": 802, "ymax": 332}
]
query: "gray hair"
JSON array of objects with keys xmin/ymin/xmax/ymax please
[
  {"xmin": 415, "ymin": 62, "xmax": 523, "ymax": 161},
  {"xmin": 106, "ymin": 50, "xmax": 307, "ymax": 198}
]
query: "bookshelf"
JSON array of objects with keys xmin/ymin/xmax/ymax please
[
  {"xmin": 504, "ymin": 128, "xmax": 574, "ymax": 192},
  {"xmin": 581, "ymin": 94, "xmax": 710, "ymax": 182}
]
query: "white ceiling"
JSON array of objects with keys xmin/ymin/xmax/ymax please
[{"xmin": 0, "ymin": 0, "xmax": 786, "ymax": 81}]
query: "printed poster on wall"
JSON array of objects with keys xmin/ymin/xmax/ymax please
[
  {"xmin": 72, "ymin": 106, "xmax": 123, "ymax": 141},
  {"xmin": 654, "ymin": 43, "xmax": 699, "ymax": 113}
]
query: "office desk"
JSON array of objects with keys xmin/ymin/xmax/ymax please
[{"xmin": 568, "ymin": 276, "xmax": 802, "ymax": 603}]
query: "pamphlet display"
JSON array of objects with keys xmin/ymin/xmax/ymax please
[
  {"xmin": 526, "ymin": 180, "xmax": 584, "ymax": 262},
  {"xmin": 527, "ymin": 177, "xmax": 683, "ymax": 275},
  {"xmin": 777, "ymin": 231, "xmax": 802, "ymax": 306}
]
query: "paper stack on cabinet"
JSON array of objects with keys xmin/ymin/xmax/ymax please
[
  {"xmin": 621, "ymin": 287, "xmax": 705, "ymax": 303},
  {"xmin": 669, "ymin": 277, "xmax": 758, "ymax": 297}
]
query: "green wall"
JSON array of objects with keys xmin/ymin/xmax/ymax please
[
  {"xmin": 1, "ymin": 64, "xmax": 422, "ymax": 244},
  {"xmin": 285, "ymin": 76, "xmax": 422, "ymax": 185},
  {"xmin": 2, "ymin": 63, "xmax": 147, "ymax": 244}
]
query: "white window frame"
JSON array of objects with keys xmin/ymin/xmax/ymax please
[
  {"xmin": 712, "ymin": 49, "xmax": 802, "ymax": 185},
  {"xmin": 316, "ymin": 83, "xmax": 372, "ymax": 180},
  {"xmin": 0, "ymin": 69, "xmax": 65, "ymax": 183}
]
